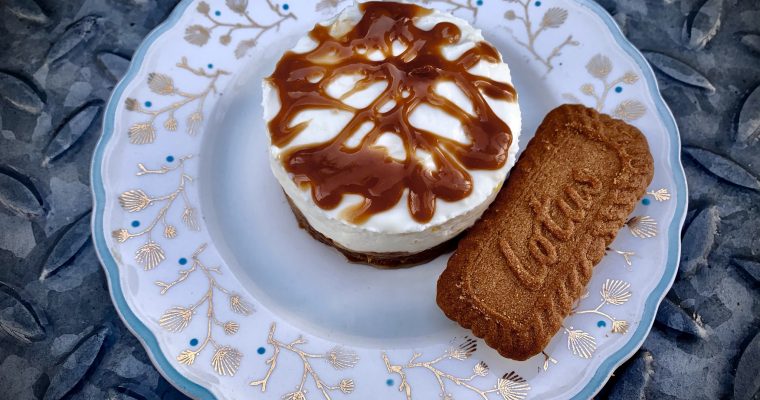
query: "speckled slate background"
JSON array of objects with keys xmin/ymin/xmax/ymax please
[{"xmin": 0, "ymin": 0, "xmax": 758, "ymax": 399}]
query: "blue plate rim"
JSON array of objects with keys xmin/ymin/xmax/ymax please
[{"xmin": 89, "ymin": 1, "xmax": 688, "ymax": 399}]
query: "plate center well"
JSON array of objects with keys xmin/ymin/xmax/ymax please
[{"xmin": 199, "ymin": 33, "xmax": 552, "ymax": 348}]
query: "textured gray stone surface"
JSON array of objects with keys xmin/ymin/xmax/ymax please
[{"xmin": 0, "ymin": 0, "xmax": 758, "ymax": 399}]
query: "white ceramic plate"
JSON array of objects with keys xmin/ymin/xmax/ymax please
[{"xmin": 92, "ymin": 0, "xmax": 688, "ymax": 398}]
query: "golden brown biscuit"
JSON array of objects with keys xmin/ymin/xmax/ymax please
[{"xmin": 436, "ymin": 104, "xmax": 654, "ymax": 360}]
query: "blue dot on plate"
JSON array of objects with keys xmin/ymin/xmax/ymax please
[
  {"xmin": 179, "ymin": 257, "xmax": 188, "ymax": 265},
  {"xmin": 642, "ymin": 198, "xmax": 651, "ymax": 205},
  {"xmin": 615, "ymin": 86, "xmax": 623, "ymax": 93},
  {"xmin": 166, "ymin": 155, "xmax": 175, "ymax": 163},
  {"xmin": 215, "ymin": 10, "xmax": 221, "ymax": 16},
  {"xmin": 535, "ymin": 1, "xmax": 541, "ymax": 6},
  {"xmin": 476, "ymin": 0, "xmax": 483, "ymax": 5},
  {"xmin": 257, "ymin": 347, "xmax": 266, "ymax": 355},
  {"xmin": 207, "ymin": 63, "xmax": 213, "ymax": 69},
  {"xmin": 597, "ymin": 320, "xmax": 607, "ymax": 328},
  {"xmin": 131, "ymin": 220, "xmax": 140, "ymax": 227},
  {"xmin": 386, "ymin": 379, "xmax": 394, "ymax": 386},
  {"xmin": 282, "ymin": 3, "xmax": 289, "ymax": 10},
  {"xmin": 144, "ymin": 101, "xmax": 152, "ymax": 107},
  {"xmin": 190, "ymin": 338, "xmax": 199, "ymax": 346}
]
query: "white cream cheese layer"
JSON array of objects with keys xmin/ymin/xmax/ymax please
[{"xmin": 263, "ymin": 4, "xmax": 522, "ymax": 253}]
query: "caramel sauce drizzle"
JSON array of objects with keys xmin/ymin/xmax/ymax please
[{"xmin": 267, "ymin": 1, "xmax": 515, "ymax": 223}]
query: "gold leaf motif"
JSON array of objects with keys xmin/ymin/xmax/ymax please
[
  {"xmin": 627, "ymin": 215, "xmax": 658, "ymax": 238},
  {"xmin": 135, "ymin": 240, "xmax": 165, "ymax": 270},
  {"xmin": 182, "ymin": 206, "xmax": 201, "ymax": 231},
  {"xmin": 112, "ymin": 229, "xmax": 130, "ymax": 243},
  {"xmin": 581, "ymin": 83, "xmax": 596, "ymax": 96},
  {"xmin": 325, "ymin": 346, "xmax": 359, "ymax": 370},
  {"xmin": 283, "ymin": 392, "xmax": 306, "ymax": 400},
  {"xmin": 540, "ymin": 7, "xmax": 568, "ymax": 29},
  {"xmin": 159, "ymin": 306, "xmax": 193, "ymax": 332},
  {"xmin": 124, "ymin": 98, "xmax": 138, "ymax": 111},
  {"xmin": 223, "ymin": 321, "xmax": 239, "ymax": 335},
  {"xmin": 196, "ymin": 1, "xmax": 210, "ymax": 14},
  {"xmin": 128, "ymin": 122, "xmax": 156, "ymax": 145},
  {"xmin": 623, "ymin": 71, "xmax": 639, "ymax": 84},
  {"xmin": 648, "ymin": 188, "xmax": 671, "ymax": 202},
  {"xmin": 163, "ymin": 224, "xmax": 177, "ymax": 239},
  {"xmin": 186, "ymin": 112, "xmax": 203, "ymax": 135},
  {"xmin": 614, "ymin": 99, "xmax": 646, "ymax": 121},
  {"xmin": 612, "ymin": 319, "xmax": 629, "ymax": 334},
  {"xmin": 184, "ymin": 25, "xmax": 210, "ymax": 46},
  {"xmin": 211, "ymin": 346, "xmax": 242, "ymax": 376},
  {"xmin": 219, "ymin": 34, "xmax": 232, "ymax": 45},
  {"xmin": 147, "ymin": 73, "xmax": 175, "ymax": 95},
  {"xmin": 497, "ymin": 371, "xmax": 530, "ymax": 400},
  {"xmin": 339, "ymin": 378, "xmax": 355, "ymax": 394},
  {"xmin": 163, "ymin": 116, "xmax": 178, "ymax": 131},
  {"xmin": 177, "ymin": 349, "xmax": 199, "ymax": 365},
  {"xmin": 601, "ymin": 279, "xmax": 632, "ymax": 305},
  {"xmin": 225, "ymin": 0, "xmax": 248, "ymax": 14},
  {"xmin": 586, "ymin": 54, "xmax": 613, "ymax": 79},
  {"xmin": 473, "ymin": 360, "xmax": 489, "ymax": 377},
  {"xmin": 234, "ymin": 39, "xmax": 257, "ymax": 59},
  {"xmin": 229, "ymin": 294, "xmax": 253, "ymax": 315},
  {"xmin": 118, "ymin": 189, "xmax": 152, "ymax": 212},
  {"xmin": 505, "ymin": 10, "xmax": 517, "ymax": 20},
  {"xmin": 566, "ymin": 328, "xmax": 596, "ymax": 359}
]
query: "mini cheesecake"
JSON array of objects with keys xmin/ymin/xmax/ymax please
[{"xmin": 263, "ymin": 1, "xmax": 521, "ymax": 267}]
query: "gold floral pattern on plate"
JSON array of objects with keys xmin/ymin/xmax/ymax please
[
  {"xmin": 125, "ymin": 58, "xmax": 228, "ymax": 144},
  {"xmin": 503, "ymin": 0, "xmax": 579, "ymax": 72},
  {"xmin": 383, "ymin": 337, "xmax": 530, "ymax": 399},
  {"xmin": 159, "ymin": 244, "xmax": 253, "ymax": 376},
  {"xmin": 250, "ymin": 323, "xmax": 359, "ymax": 399},
  {"xmin": 112, "ymin": 156, "xmax": 200, "ymax": 270},
  {"xmin": 185, "ymin": 0, "xmax": 296, "ymax": 58},
  {"xmin": 563, "ymin": 53, "xmax": 646, "ymax": 121}
]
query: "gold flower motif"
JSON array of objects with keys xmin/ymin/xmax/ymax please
[
  {"xmin": 159, "ymin": 306, "xmax": 193, "ymax": 332},
  {"xmin": 505, "ymin": 10, "xmax": 517, "ymax": 20},
  {"xmin": 112, "ymin": 228, "xmax": 131, "ymax": 243},
  {"xmin": 124, "ymin": 97, "xmax": 139, "ymax": 111},
  {"xmin": 614, "ymin": 99, "xmax": 647, "ymax": 121},
  {"xmin": 612, "ymin": 320, "xmax": 629, "ymax": 334},
  {"xmin": 540, "ymin": 7, "xmax": 568, "ymax": 29},
  {"xmin": 128, "ymin": 122, "xmax": 156, "ymax": 145},
  {"xmin": 177, "ymin": 349, "xmax": 199, "ymax": 365},
  {"xmin": 229, "ymin": 294, "xmax": 252, "ymax": 315},
  {"xmin": 581, "ymin": 83, "xmax": 596, "ymax": 96},
  {"xmin": 185, "ymin": 25, "xmax": 210, "ymax": 46},
  {"xmin": 325, "ymin": 346, "xmax": 359, "ymax": 370},
  {"xmin": 219, "ymin": 34, "xmax": 232, "ymax": 45},
  {"xmin": 211, "ymin": 346, "xmax": 242, "ymax": 376},
  {"xmin": 163, "ymin": 224, "xmax": 177, "ymax": 239},
  {"xmin": 223, "ymin": 321, "xmax": 239, "ymax": 335},
  {"xmin": 566, "ymin": 328, "xmax": 596, "ymax": 359},
  {"xmin": 601, "ymin": 279, "xmax": 632, "ymax": 306},
  {"xmin": 473, "ymin": 360, "xmax": 489, "ymax": 377},
  {"xmin": 147, "ymin": 73, "xmax": 176, "ymax": 95},
  {"xmin": 135, "ymin": 240, "xmax": 165, "ymax": 270},
  {"xmin": 225, "ymin": 0, "xmax": 248, "ymax": 14},
  {"xmin": 448, "ymin": 337, "xmax": 477, "ymax": 360},
  {"xmin": 163, "ymin": 116, "xmax": 178, "ymax": 131},
  {"xmin": 627, "ymin": 215, "xmax": 658, "ymax": 238},
  {"xmin": 586, "ymin": 54, "xmax": 612, "ymax": 79},
  {"xmin": 119, "ymin": 189, "xmax": 152, "ymax": 212},
  {"xmin": 339, "ymin": 378, "xmax": 355, "ymax": 394},
  {"xmin": 497, "ymin": 371, "xmax": 531, "ymax": 400}
]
